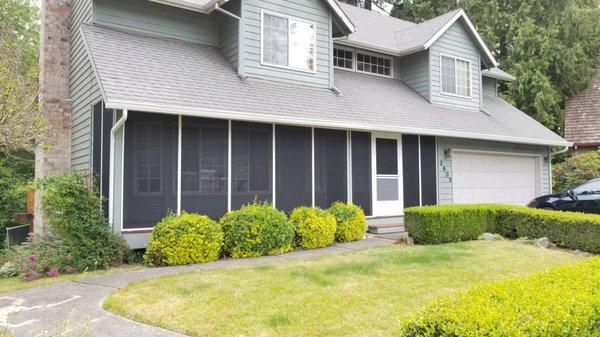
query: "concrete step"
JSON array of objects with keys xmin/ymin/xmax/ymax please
[
  {"xmin": 367, "ymin": 216, "xmax": 404, "ymax": 226},
  {"xmin": 369, "ymin": 232, "xmax": 409, "ymax": 240},
  {"xmin": 368, "ymin": 224, "xmax": 406, "ymax": 234}
]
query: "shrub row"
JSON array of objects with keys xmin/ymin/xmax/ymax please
[
  {"xmin": 404, "ymin": 204, "xmax": 600, "ymax": 252},
  {"xmin": 399, "ymin": 256, "xmax": 600, "ymax": 336},
  {"xmin": 144, "ymin": 201, "xmax": 367, "ymax": 266}
]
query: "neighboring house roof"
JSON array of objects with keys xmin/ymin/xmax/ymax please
[
  {"xmin": 81, "ymin": 24, "xmax": 568, "ymax": 147},
  {"xmin": 336, "ymin": 4, "xmax": 498, "ymax": 67},
  {"xmin": 565, "ymin": 72, "xmax": 600, "ymax": 146},
  {"xmin": 148, "ymin": 0, "xmax": 356, "ymax": 33},
  {"xmin": 482, "ymin": 67, "xmax": 516, "ymax": 82}
]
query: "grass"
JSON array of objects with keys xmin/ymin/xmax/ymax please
[
  {"xmin": 0, "ymin": 264, "xmax": 141, "ymax": 294},
  {"xmin": 103, "ymin": 241, "xmax": 584, "ymax": 337}
]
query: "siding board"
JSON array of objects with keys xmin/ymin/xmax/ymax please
[{"xmin": 397, "ymin": 50, "xmax": 429, "ymax": 99}]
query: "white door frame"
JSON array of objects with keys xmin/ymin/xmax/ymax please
[{"xmin": 371, "ymin": 132, "xmax": 404, "ymax": 216}]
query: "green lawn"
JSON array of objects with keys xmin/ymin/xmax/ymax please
[
  {"xmin": 0, "ymin": 265, "xmax": 142, "ymax": 294},
  {"xmin": 104, "ymin": 241, "xmax": 583, "ymax": 337}
]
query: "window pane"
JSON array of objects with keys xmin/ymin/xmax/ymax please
[
  {"xmin": 356, "ymin": 52, "xmax": 391, "ymax": 76},
  {"xmin": 333, "ymin": 48, "xmax": 353, "ymax": 69},
  {"xmin": 351, "ymin": 132, "xmax": 372, "ymax": 216},
  {"xmin": 289, "ymin": 20, "xmax": 315, "ymax": 71},
  {"xmin": 456, "ymin": 59, "xmax": 471, "ymax": 96},
  {"xmin": 315, "ymin": 129, "xmax": 347, "ymax": 208},
  {"xmin": 232, "ymin": 121, "xmax": 272, "ymax": 209},
  {"xmin": 441, "ymin": 56, "xmax": 456, "ymax": 94},
  {"xmin": 377, "ymin": 178, "xmax": 399, "ymax": 201},
  {"xmin": 376, "ymin": 138, "xmax": 398, "ymax": 175},
  {"xmin": 263, "ymin": 14, "xmax": 288, "ymax": 66},
  {"xmin": 124, "ymin": 113, "xmax": 177, "ymax": 229},
  {"xmin": 181, "ymin": 117, "xmax": 228, "ymax": 220},
  {"xmin": 276, "ymin": 125, "xmax": 312, "ymax": 212}
]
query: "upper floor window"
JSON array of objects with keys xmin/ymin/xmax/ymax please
[
  {"xmin": 333, "ymin": 48, "xmax": 353, "ymax": 69},
  {"xmin": 262, "ymin": 11, "xmax": 316, "ymax": 72},
  {"xmin": 357, "ymin": 52, "xmax": 392, "ymax": 77},
  {"xmin": 441, "ymin": 55, "xmax": 471, "ymax": 97}
]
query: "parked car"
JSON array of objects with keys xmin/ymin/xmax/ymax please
[{"xmin": 528, "ymin": 178, "xmax": 600, "ymax": 214}]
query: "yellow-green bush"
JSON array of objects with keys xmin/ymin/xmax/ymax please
[
  {"xmin": 400, "ymin": 256, "xmax": 600, "ymax": 336},
  {"xmin": 144, "ymin": 213, "xmax": 223, "ymax": 266},
  {"xmin": 291, "ymin": 207, "xmax": 336, "ymax": 249},
  {"xmin": 328, "ymin": 202, "xmax": 366, "ymax": 243},
  {"xmin": 405, "ymin": 205, "xmax": 600, "ymax": 253},
  {"xmin": 220, "ymin": 202, "xmax": 294, "ymax": 258}
]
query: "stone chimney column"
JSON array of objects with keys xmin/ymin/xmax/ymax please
[{"xmin": 34, "ymin": 0, "xmax": 72, "ymax": 234}]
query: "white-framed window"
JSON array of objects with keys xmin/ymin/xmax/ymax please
[
  {"xmin": 261, "ymin": 10, "xmax": 316, "ymax": 72},
  {"xmin": 356, "ymin": 51, "xmax": 392, "ymax": 77},
  {"xmin": 440, "ymin": 54, "xmax": 471, "ymax": 97},
  {"xmin": 333, "ymin": 47, "xmax": 353, "ymax": 69}
]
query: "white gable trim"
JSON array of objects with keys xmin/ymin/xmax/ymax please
[
  {"xmin": 326, "ymin": 0, "xmax": 356, "ymax": 33},
  {"xmin": 423, "ymin": 9, "xmax": 498, "ymax": 67}
]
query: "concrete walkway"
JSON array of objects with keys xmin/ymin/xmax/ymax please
[{"xmin": 1, "ymin": 237, "xmax": 394, "ymax": 337}]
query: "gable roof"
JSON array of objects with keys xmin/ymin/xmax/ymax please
[
  {"xmin": 81, "ymin": 23, "xmax": 567, "ymax": 147},
  {"xmin": 565, "ymin": 72, "xmax": 600, "ymax": 146},
  {"xmin": 337, "ymin": 4, "xmax": 497, "ymax": 67},
  {"xmin": 148, "ymin": 0, "xmax": 355, "ymax": 33},
  {"xmin": 482, "ymin": 67, "xmax": 516, "ymax": 81}
]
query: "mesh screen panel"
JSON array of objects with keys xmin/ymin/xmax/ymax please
[
  {"xmin": 315, "ymin": 128, "xmax": 347, "ymax": 208},
  {"xmin": 276, "ymin": 125, "xmax": 312, "ymax": 212}
]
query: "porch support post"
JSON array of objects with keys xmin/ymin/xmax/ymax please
[
  {"xmin": 347, "ymin": 130, "xmax": 352, "ymax": 203},
  {"xmin": 227, "ymin": 119, "xmax": 232, "ymax": 212},
  {"xmin": 109, "ymin": 109, "xmax": 128, "ymax": 228},
  {"xmin": 418, "ymin": 135, "xmax": 422, "ymax": 206},
  {"xmin": 311, "ymin": 127, "xmax": 315, "ymax": 207},
  {"xmin": 177, "ymin": 115, "xmax": 182, "ymax": 215},
  {"xmin": 272, "ymin": 123, "xmax": 276, "ymax": 208}
]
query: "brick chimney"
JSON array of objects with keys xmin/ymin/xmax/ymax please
[{"xmin": 34, "ymin": 0, "xmax": 72, "ymax": 234}]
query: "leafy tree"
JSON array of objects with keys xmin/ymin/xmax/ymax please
[
  {"xmin": 391, "ymin": 0, "xmax": 457, "ymax": 22},
  {"xmin": 552, "ymin": 149, "xmax": 600, "ymax": 192},
  {"xmin": 0, "ymin": 0, "xmax": 45, "ymax": 154},
  {"xmin": 0, "ymin": 150, "xmax": 34, "ymax": 244}
]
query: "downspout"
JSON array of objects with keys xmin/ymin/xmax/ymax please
[
  {"xmin": 108, "ymin": 109, "xmax": 128, "ymax": 229},
  {"xmin": 215, "ymin": 3, "xmax": 247, "ymax": 79},
  {"xmin": 548, "ymin": 145, "xmax": 569, "ymax": 193},
  {"xmin": 550, "ymin": 145, "xmax": 569, "ymax": 157}
]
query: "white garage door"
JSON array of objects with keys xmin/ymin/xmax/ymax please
[{"xmin": 452, "ymin": 151, "xmax": 540, "ymax": 205}]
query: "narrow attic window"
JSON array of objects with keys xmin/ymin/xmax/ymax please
[
  {"xmin": 356, "ymin": 52, "xmax": 391, "ymax": 77},
  {"xmin": 333, "ymin": 48, "xmax": 353, "ymax": 69},
  {"xmin": 261, "ymin": 11, "xmax": 316, "ymax": 72},
  {"xmin": 441, "ymin": 55, "xmax": 471, "ymax": 97}
]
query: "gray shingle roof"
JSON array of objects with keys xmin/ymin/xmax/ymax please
[
  {"xmin": 82, "ymin": 24, "xmax": 568, "ymax": 147},
  {"xmin": 482, "ymin": 67, "xmax": 516, "ymax": 81}
]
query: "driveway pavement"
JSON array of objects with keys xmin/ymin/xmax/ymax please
[{"xmin": 1, "ymin": 237, "xmax": 394, "ymax": 336}]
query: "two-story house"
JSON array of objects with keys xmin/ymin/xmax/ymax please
[{"xmin": 37, "ymin": 0, "xmax": 570, "ymax": 248}]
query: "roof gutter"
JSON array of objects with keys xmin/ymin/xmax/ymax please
[
  {"xmin": 109, "ymin": 109, "xmax": 128, "ymax": 229},
  {"xmin": 215, "ymin": 3, "xmax": 247, "ymax": 79},
  {"xmin": 550, "ymin": 145, "xmax": 570, "ymax": 156}
]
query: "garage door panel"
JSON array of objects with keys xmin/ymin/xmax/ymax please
[{"xmin": 453, "ymin": 151, "xmax": 539, "ymax": 205}]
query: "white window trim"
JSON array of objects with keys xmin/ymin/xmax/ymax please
[
  {"xmin": 355, "ymin": 50, "xmax": 394, "ymax": 78},
  {"xmin": 260, "ymin": 9, "xmax": 317, "ymax": 74},
  {"xmin": 333, "ymin": 46, "xmax": 355, "ymax": 71},
  {"xmin": 439, "ymin": 53, "xmax": 473, "ymax": 99}
]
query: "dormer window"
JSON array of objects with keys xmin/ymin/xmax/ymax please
[
  {"xmin": 261, "ymin": 11, "xmax": 316, "ymax": 72},
  {"xmin": 441, "ymin": 55, "xmax": 471, "ymax": 97}
]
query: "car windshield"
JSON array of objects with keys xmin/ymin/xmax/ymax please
[{"xmin": 573, "ymin": 180, "xmax": 600, "ymax": 195}]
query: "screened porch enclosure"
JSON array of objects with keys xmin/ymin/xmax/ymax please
[{"xmin": 121, "ymin": 112, "xmax": 374, "ymax": 230}]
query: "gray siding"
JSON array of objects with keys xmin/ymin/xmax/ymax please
[
  {"xmin": 482, "ymin": 76, "xmax": 497, "ymax": 97},
  {"xmin": 430, "ymin": 21, "xmax": 481, "ymax": 110},
  {"xmin": 396, "ymin": 50, "xmax": 430, "ymax": 99},
  {"xmin": 243, "ymin": 0, "xmax": 332, "ymax": 87},
  {"xmin": 70, "ymin": 0, "xmax": 102, "ymax": 171},
  {"xmin": 219, "ymin": 0, "xmax": 241, "ymax": 68},
  {"xmin": 437, "ymin": 137, "xmax": 551, "ymax": 204},
  {"xmin": 94, "ymin": 0, "xmax": 219, "ymax": 45}
]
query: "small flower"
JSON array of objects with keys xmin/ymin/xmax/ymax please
[
  {"xmin": 46, "ymin": 268, "xmax": 60, "ymax": 278},
  {"xmin": 22, "ymin": 269, "xmax": 38, "ymax": 282},
  {"xmin": 29, "ymin": 254, "xmax": 38, "ymax": 264}
]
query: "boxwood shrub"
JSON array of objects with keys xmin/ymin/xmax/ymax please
[
  {"xmin": 399, "ymin": 256, "xmax": 600, "ymax": 336},
  {"xmin": 291, "ymin": 206, "xmax": 336, "ymax": 249},
  {"xmin": 220, "ymin": 202, "xmax": 294, "ymax": 258},
  {"xmin": 405, "ymin": 205, "xmax": 600, "ymax": 253},
  {"xmin": 328, "ymin": 202, "xmax": 366, "ymax": 243},
  {"xmin": 144, "ymin": 212, "xmax": 223, "ymax": 266}
]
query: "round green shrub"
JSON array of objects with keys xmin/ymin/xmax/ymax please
[
  {"xmin": 220, "ymin": 202, "xmax": 294, "ymax": 258},
  {"xmin": 328, "ymin": 202, "xmax": 366, "ymax": 243},
  {"xmin": 290, "ymin": 206, "xmax": 336, "ymax": 249},
  {"xmin": 144, "ymin": 212, "xmax": 223, "ymax": 266}
]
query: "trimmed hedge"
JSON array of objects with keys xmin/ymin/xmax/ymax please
[
  {"xmin": 405, "ymin": 205, "xmax": 600, "ymax": 253},
  {"xmin": 291, "ymin": 206, "xmax": 337, "ymax": 249},
  {"xmin": 144, "ymin": 213, "xmax": 223, "ymax": 266},
  {"xmin": 220, "ymin": 202, "xmax": 294, "ymax": 258},
  {"xmin": 328, "ymin": 202, "xmax": 367, "ymax": 243},
  {"xmin": 399, "ymin": 256, "xmax": 600, "ymax": 336}
]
